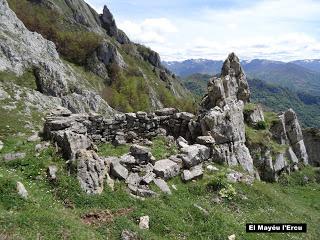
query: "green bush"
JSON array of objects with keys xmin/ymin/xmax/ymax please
[
  {"xmin": 55, "ymin": 31, "xmax": 102, "ymax": 65},
  {"xmin": 102, "ymin": 73, "xmax": 151, "ymax": 112},
  {"xmin": 256, "ymin": 121, "xmax": 267, "ymax": 130}
]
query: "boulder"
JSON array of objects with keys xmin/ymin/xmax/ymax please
[
  {"xmin": 3, "ymin": 152, "xmax": 26, "ymax": 161},
  {"xmin": 0, "ymin": 140, "xmax": 3, "ymax": 151},
  {"xmin": 153, "ymin": 159, "xmax": 181, "ymax": 180},
  {"xmin": 120, "ymin": 154, "xmax": 136, "ymax": 165},
  {"xmin": 121, "ymin": 230, "xmax": 139, "ymax": 240},
  {"xmin": 153, "ymin": 178, "xmax": 171, "ymax": 195},
  {"xmin": 181, "ymin": 164, "xmax": 203, "ymax": 181},
  {"xmin": 180, "ymin": 144, "xmax": 210, "ymax": 168},
  {"xmin": 75, "ymin": 150, "xmax": 107, "ymax": 194},
  {"xmin": 16, "ymin": 182, "xmax": 28, "ymax": 199},
  {"xmin": 176, "ymin": 136, "xmax": 189, "ymax": 148},
  {"xmin": 47, "ymin": 165, "xmax": 58, "ymax": 181},
  {"xmin": 130, "ymin": 145, "xmax": 154, "ymax": 164},
  {"xmin": 126, "ymin": 173, "xmax": 141, "ymax": 186},
  {"xmin": 227, "ymin": 171, "xmax": 243, "ymax": 183},
  {"xmin": 141, "ymin": 172, "xmax": 156, "ymax": 184},
  {"xmin": 139, "ymin": 216, "xmax": 150, "ymax": 230},
  {"xmin": 111, "ymin": 161, "xmax": 129, "ymax": 180},
  {"xmin": 179, "ymin": 112, "xmax": 195, "ymax": 121},
  {"xmin": 63, "ymin": 131, "xmax": 92, "ymax": 160},
  {"xmin": 196, "ymin": 136, "xmax": 215, "ymax": 146}
]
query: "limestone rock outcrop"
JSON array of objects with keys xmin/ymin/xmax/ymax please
[
  {"xmin": 100, "ymin": 5, "xmax": 130, "ymax": 44},
  {"xmin": 244, "ymin": 104, "xmax": 265, "ymax": 126},
  {"xmin": 0, "ymin": 0, "xmax": 114, "ymax": 116},
  {"xmin": 86, "ymin": 41, "xmax": 126, "ymax": 84},
  {"xmin": 75, "ymin": 149, "xmax": 108, "ymax": 194},
  {"xmin": 303, "ymin": 128, "xmax": 320, "ymax": 167},
  {"xmin": 250, "ymin": 109, "xmax": 309, "ymax": 181},
  {"xmin": 283, "ymin": 109, "xmax": 308, "ymax": 164},
  {"xmin": 200, "ymin": 52, "xmax": 250, "ymax": 110},
  {"xmin": 199, "ymin": 53, "xmax": 254, "ymax": 174}
]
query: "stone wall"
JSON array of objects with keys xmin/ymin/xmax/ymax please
[{"xmin": 44, "ymin": 107, "xmax": 197, "ymax": 159}]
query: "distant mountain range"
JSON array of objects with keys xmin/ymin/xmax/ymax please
[
  {"xmin": 164, "ymin": 58, "xmax": 320, "ymax": 96},
  {"xmin": 163, "ymin": 58, "xmax": 320, "ymax": 76},
  {"xmin": 180, "ymin": 73, "xmax": 320, "ymax": 128}
]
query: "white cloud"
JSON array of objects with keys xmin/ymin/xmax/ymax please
[
  {"xmin": 119, "ymin": 18, "xmax": 177, "ymax": 45},
  {"xmin": 87, "ymin": 0, "xmax": 320, "ymax": 61}
]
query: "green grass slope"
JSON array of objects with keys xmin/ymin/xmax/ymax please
[
  {"xmin": 1, "ymin": 136, "xmax": 320, "ymax": 239},
  {"xmin": 0, "ymin": 104, "xmax": 320, "ymax": 239}
]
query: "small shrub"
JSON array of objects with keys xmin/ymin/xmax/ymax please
[
  {"xmin": 219, "ymin": 184, "xmax": 237, "ymax": 200},
  {"xmin": 256, "ymin": 121, "xmax": 267, "ymax": 130}
]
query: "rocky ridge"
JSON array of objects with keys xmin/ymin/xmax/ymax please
[
  {"xmin": 0, "ymin": 0, "xmax": 114, "ymax": 115},
  {"xmin": 4, "ymin": 0, "xmax": 189, "ymax": 112},
  {"xmin": 43, "ymin": 53, "xmax": 312, "ymax": 195}
]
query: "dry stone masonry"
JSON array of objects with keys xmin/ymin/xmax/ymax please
[{"xmin": 43, "ymin": 53, "xmax": 311, "ymax": 194}]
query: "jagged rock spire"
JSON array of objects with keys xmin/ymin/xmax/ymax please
[
  {"xmin": 101, "ymin": 5, "xmax": 118, "ymax": 37},
  {"xmin": 100, "ymin": 5, "xmax": 130, "ymax": 44},
  {"xmin": 221, "ymin": 52, "xmax": 244, "ymax": 78},
  {"xmin": 200, "ymin": 52, "xmax": 250, "ymax": 110}
]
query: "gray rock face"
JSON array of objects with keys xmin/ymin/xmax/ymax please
[
  {"xmin": 137, "ymin": 45, "xmax": 162, "ymax": 68},
  {"xmin": 197, "ymin": 53, "xmax": 255, "ymax": 174},
  {"xmin": 153, "ymin": 159, "xmax": 181, "ymax": 180},
  {"xmin": 181, "ymin": 164, "xmax": 203, "ymax": 181},
  {"xmin": 283, "ymin": 109, "xmax": 308, "ymax": 164},
  {"xmin": 75, "ymin": 149, "xmax": 107, "ymax": 194},
  {"xmin": 201, "ymin": 101, "xmax": 246, "ymax": 144},
  {"xmin": 63, "ymin": 131, "xmax": 92, "ymax": 160},
  {"xmin": 249, "ymin": 108, "xmax": 309, "ymax": 181},
  {"xmin": 303, "ymin": 128, "xmax": 320, "ymax": 167},
  {"xmin": 200, "ymin": 53, "xmax": 250, "ymax": 110},
  {"xmin": 0, "ymin": 0, "xmax": 114, "ymax": 116},
  {"xmin": 86, "ymin": 41, "xmax": 126, "ymax": 84},
  {"xmin": 244, "ymin": 104, "xmax": 265, "ymax": 126},
  {"xmin": 100, "ymin": 5, "xmax": 130, "ymax": 44},
  {"xmin": 180, "ymin": 144, "xmax": 210, "ymax": 168}
]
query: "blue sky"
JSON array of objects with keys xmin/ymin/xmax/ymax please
[{"xmin": 86, "ymin": 0, "xmax": 320, "ymax": 61}]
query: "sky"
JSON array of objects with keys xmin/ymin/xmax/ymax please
[{"xmin": 86, "ymin": 0, "xmax": 320, "ymax": 61}]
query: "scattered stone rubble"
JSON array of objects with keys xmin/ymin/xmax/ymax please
[{"xmin": 43, "ymin": 53, "xmax": 310, "ymax": 195}]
